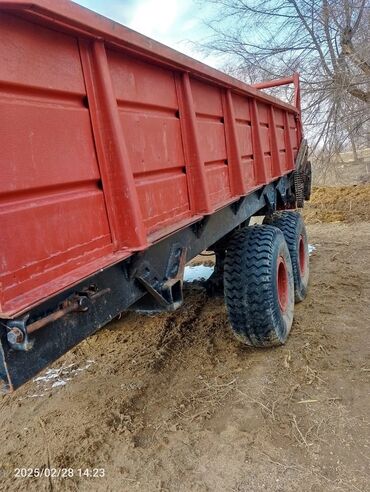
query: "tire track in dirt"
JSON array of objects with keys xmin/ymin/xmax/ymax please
[{"xmin": 0, "ymin": 221, "xmax": 369, "ymax": 491}]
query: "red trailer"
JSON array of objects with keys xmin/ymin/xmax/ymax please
[{"xmin": 0, "ymin": 0, "xmax": 311, "ymax": 391}]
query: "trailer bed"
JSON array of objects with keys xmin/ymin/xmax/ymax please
[{"xmin": 0, "ymin": 0, "xmax": 301, "ymax": 318}]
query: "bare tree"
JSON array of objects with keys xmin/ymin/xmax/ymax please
[{"xmin": 198, "ymin": 0, "xmax": 370, "ymax": 182}]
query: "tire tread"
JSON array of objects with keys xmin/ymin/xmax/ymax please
[{"xmin": 224, "ymin": 225, "xmax": 292, "ymax": 347}]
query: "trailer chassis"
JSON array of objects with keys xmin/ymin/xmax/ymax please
[{"xmin": 0, "ymin": 175, "xmax": 296, "ymax": 391}]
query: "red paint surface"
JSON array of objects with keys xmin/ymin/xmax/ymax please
[
  {"xmin": 0, "ymin": 0, "xmax": 302, "ymax": 317},
  {"xmin": 277, "ymin": 256, "xmax": 289, "ymax": 313},
  {"xmin": 299, "ymin": 235, "xmax": 307, "ymax": 275}
]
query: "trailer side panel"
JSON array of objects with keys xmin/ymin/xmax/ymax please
[{"xmin": 0, "ymin": 2, "xmax": 299, "ymax": 317}]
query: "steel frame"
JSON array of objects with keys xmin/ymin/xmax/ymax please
[{"xmin": 1, "ymin": 175, "xmax": 293, "ymax": 391}]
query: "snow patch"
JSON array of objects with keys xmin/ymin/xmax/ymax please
[
  {"xmin": 308, "ymin": 244, "xmax": 317, "ymax": 255},
  {"xmin": 19, "ymin": 360, "xmax": 94, "ymax": 400},
  {"xmin": 184, "ymin": 265, "xmax": 214, "ymax": 282}
]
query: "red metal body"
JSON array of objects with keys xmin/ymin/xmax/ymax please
[{"xmin": 0, "ymin": 0, "xmax": 302, "ymax": 318}]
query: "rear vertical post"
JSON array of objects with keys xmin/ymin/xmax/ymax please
[
  {"xmin": 283, "ymin": 112, "xmax": 294, "ymax": 171},
  {"xmin": 269, "ymin": 106, "xmax": 283, "ymax": 178},
  {"xmin": 79, "ymin": 40, "xmax": 148, "ymax": 251},
  {"xmin": 223, "ymin": 89, "xmax": 246, "ymax": 195},
  {"xmin": 250, "ymin": 100, "xmax": 267, "ymax": 185},
  {"xmin": 293, "ymin": 73, "xmax": 303, "ymax": 145},
  {"xmin": 175, "ymin": 72, "xmax": 212, "ymax": 214}
]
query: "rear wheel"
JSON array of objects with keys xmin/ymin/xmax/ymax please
[
  {"xmin": 224, "ymin": 225, "xmax": 294, "ymax": 347},
  {"xmin": 263, "ymin": 212, "xmax": 309, "ymax": 303}
]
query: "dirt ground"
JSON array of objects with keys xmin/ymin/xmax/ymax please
[
  {"xmin": 303, "ymin": 184, "xmax": 370, "ymax": 223},
  {"xmin": 1, "ymin": 190, "xmax": 369, "ymax": 491}
]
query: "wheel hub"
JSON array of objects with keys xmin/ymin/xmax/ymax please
[
  {"xmin": 277, "ymin": 256, "xmax": 288, "ymax": 312},
  {"xmin": 298, "ymin": 235, "xmax": 306, "ymax": 275}
]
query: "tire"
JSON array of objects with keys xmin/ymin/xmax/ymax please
[
  {"xmin": 224, "ymin": 225, "xmax": 295, "ymax": 347},
  {"xmin": 263, "ymin": 212, "xmax": 309, "ymax": 303}
]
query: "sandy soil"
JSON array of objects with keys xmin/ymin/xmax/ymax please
[
  {"xmin": 0, "ymin": 215, "xmax": 369, "ymax": 491},
  {"xmin": 303, "ymin": 184, "xmax": 370, "ymax": 223}
]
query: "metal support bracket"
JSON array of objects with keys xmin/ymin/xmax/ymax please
[
  {"xmin": 6, "ymin": 315, "xmax": 33, "ymax": 352},
  {"xmin": 191, "ymin": 216, "xmax": 210, "ymax": 238},
  {"xmin": 263, "ymin": 186, "xmax": 277, "ymax": 214},
  {"xmin": 231, "ymin": 196, "xmax": 247, "ymax": 215},
  {"xmin": 5, "ymin": 287, "xmax": 111, "ymax": 351},
  {"xmin": 132, "ymin": 245, "xmax": 187, "ymax": 312}
]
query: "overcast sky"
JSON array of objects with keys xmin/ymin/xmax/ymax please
[{"xmin": 74, "ymin": 0, "xmax": 219, "ymax": 67}]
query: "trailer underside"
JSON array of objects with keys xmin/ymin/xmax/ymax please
[
  {"xmin": 0, "ymin": 0, "xmax": 312, "ymax": 392},
  {"xmin": 0, "ymin": 175, "xmax": 295, "ymax": 392}
]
